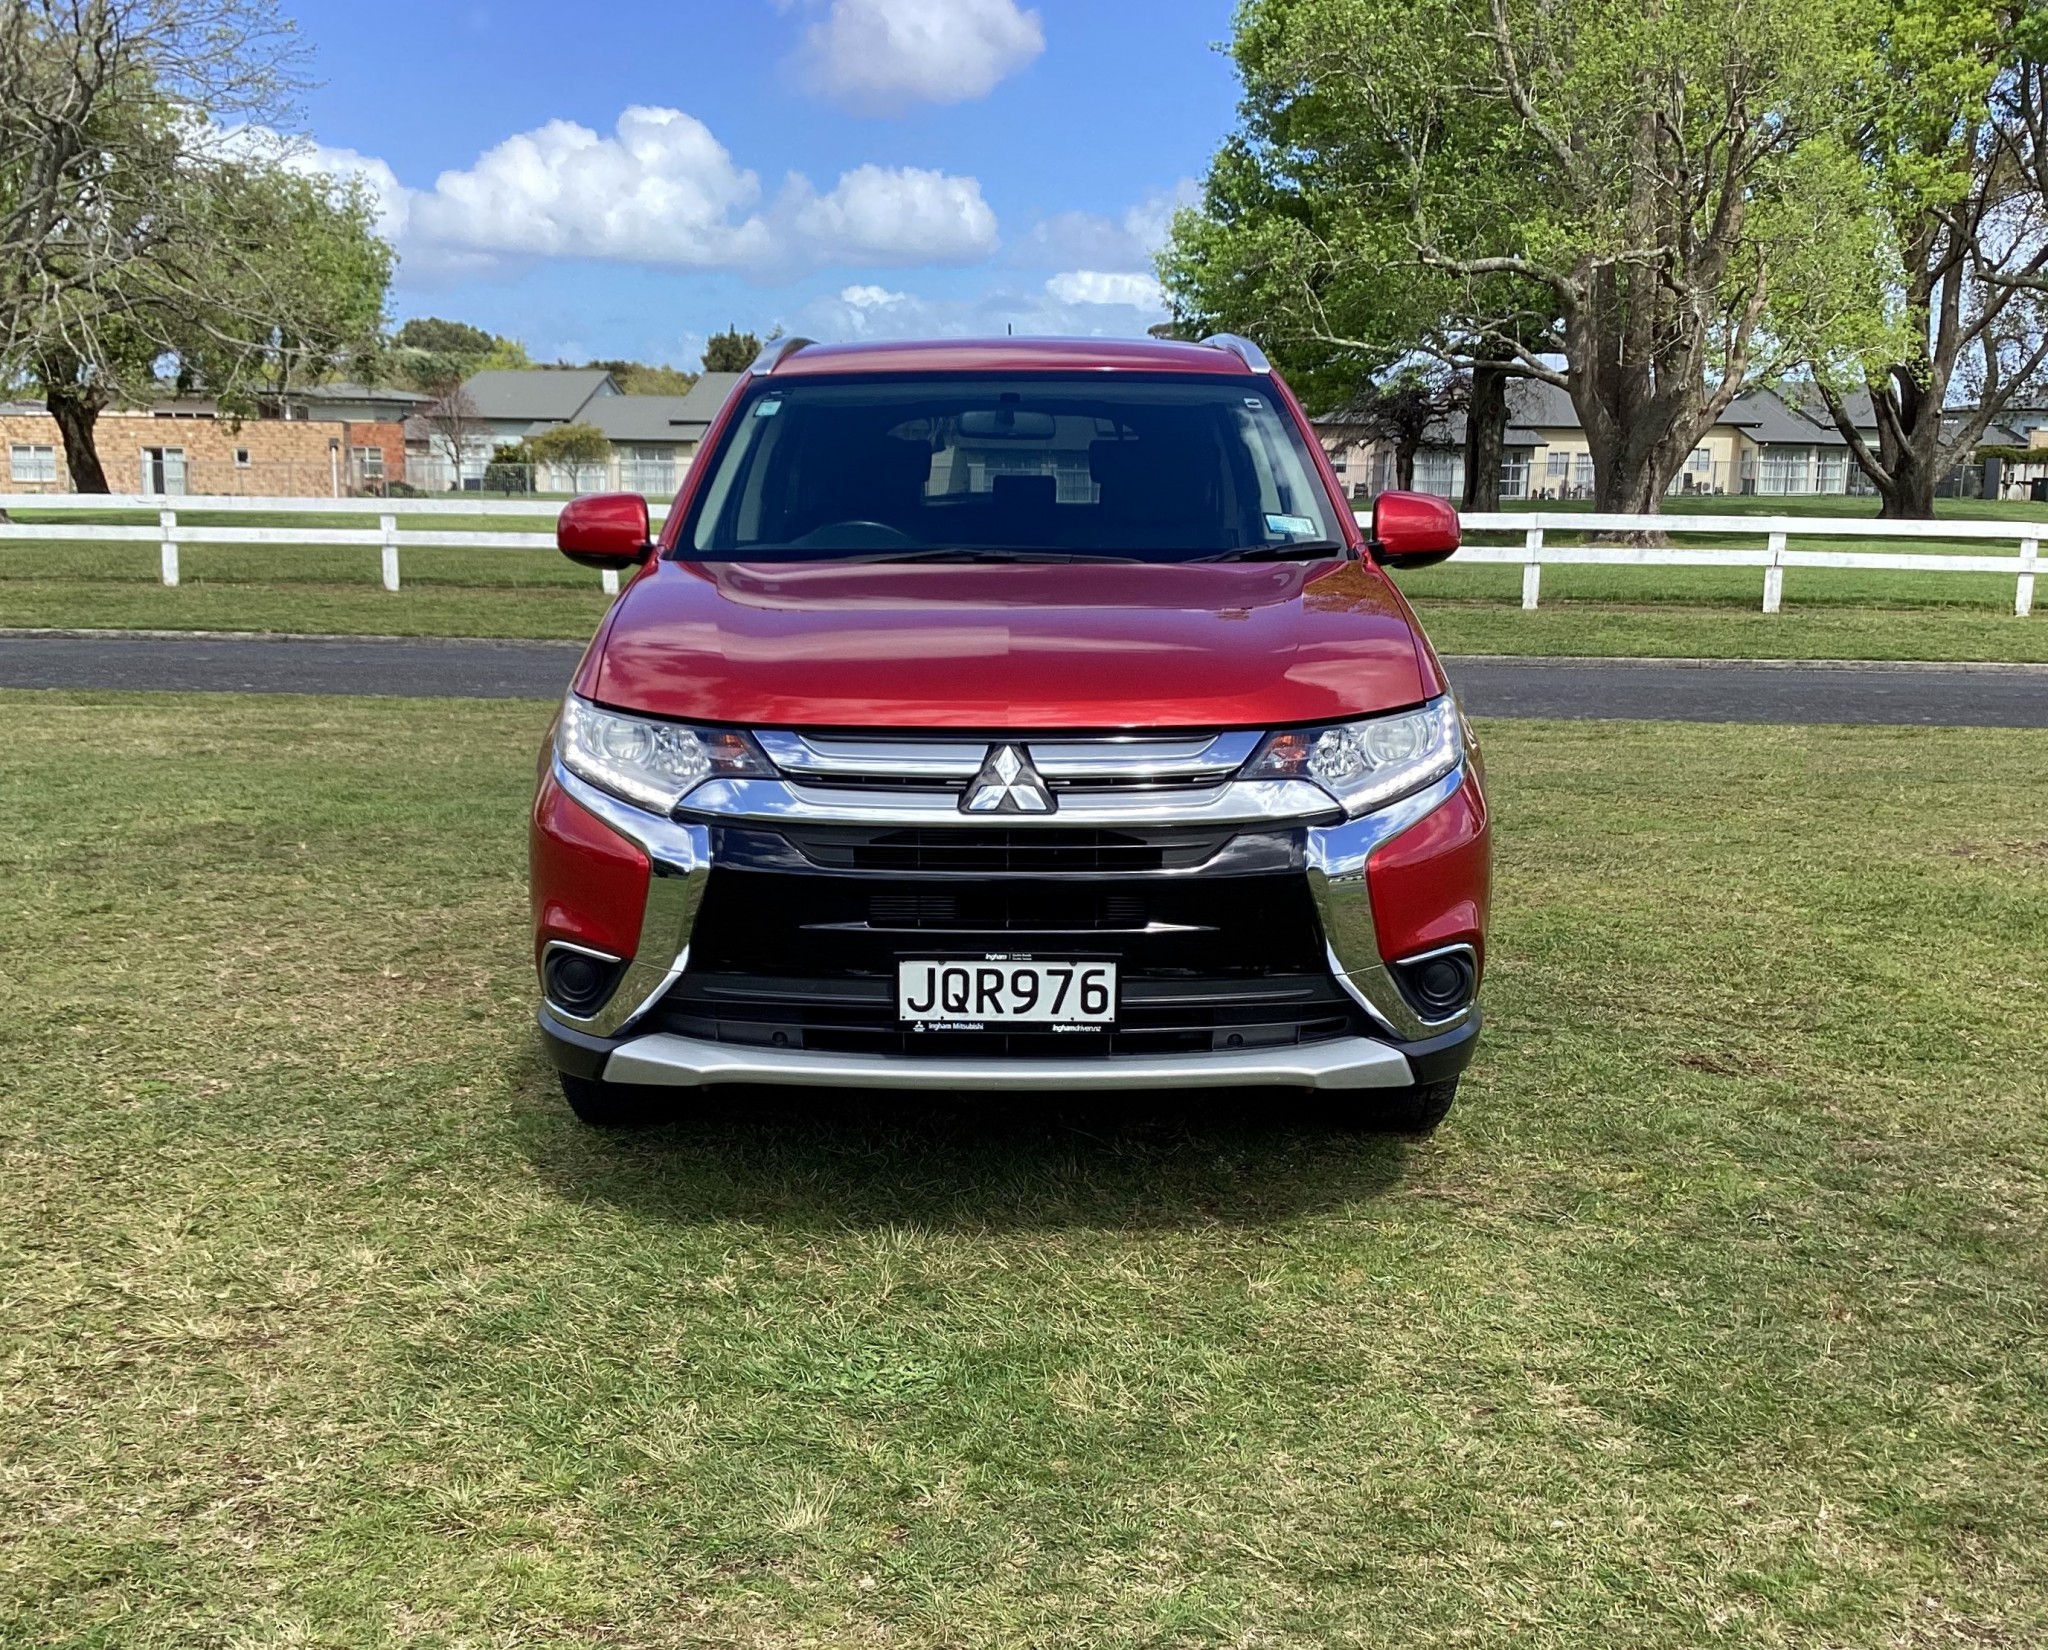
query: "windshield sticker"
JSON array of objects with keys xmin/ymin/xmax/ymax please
[
  {"xmin": 1244, "ymin": 397, "xmax": 1265, "ymax": 410},
  {"xmin": 1266, "ymin": 513, "xmax": 1318, "ymax": 538},
  {"xmin": 754, "ymin": 398, "xmax": 783, "ymax": 418}
]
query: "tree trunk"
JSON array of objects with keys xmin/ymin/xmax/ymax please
[
  {"xmin": 1873, "ymin": 443, "xmax": 1942, "ymax": 519},
  {"xmin": 1461, "ymin": 360, "xmax": 1508, "ymax": 511},
  {"xmin": 45, "ymin": 384, "xmax": 111, "ymax": 493},
  {"xmin": 1394, "ymin": 434, "xmax": 1417, "ymax": 490}
]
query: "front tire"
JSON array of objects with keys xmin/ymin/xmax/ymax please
[
  {"xmin": 558, "ymin": 1072, "xmax": 675, "ymax": 1128},
  {"xmin": 1379, "ymin": 1078, "xmax": 1459, "ymax": 1136}
]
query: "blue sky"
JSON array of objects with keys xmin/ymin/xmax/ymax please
[{"xmin": 282, "ymin": 0, "xmax": 1241, "ymax": 367}]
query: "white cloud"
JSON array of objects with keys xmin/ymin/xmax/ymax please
[
  {"xmin": 1045, "ymin": 270, "xmax": 1164, "ymax": 308},
  {"xmin": 410, "ymin": 107, "xmax": 775, "ymax": 268},
  {"xmin": 787, "ymin": 164, "xmax": 999, "ymax": 265},
  {"xmin": 270, "ymin": 106, "xmax": 998, "ymax": 280},
  {"xmin": 1012, "ymin": 179, "xmax": 1199, "ymax": 272},
  {"xmin": 840, "ymin": 284, "xmax": 910, "ymax": 307},
  {"xmin": 794, "ymin": 0, "xmax": 1045, "ymax": 115}
]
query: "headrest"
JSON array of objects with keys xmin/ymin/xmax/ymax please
[{"xmin": 992, "ymin": 473, "xmax": 1058, "ymax": 510}]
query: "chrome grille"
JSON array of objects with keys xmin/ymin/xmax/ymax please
[{"xmin": 753, "ymin": 730, "xmax": 1261, "ymax": 801}]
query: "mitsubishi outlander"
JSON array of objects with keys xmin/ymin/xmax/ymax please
[{"xmin": 530, "ymin": 335, "xmax": 1490, "ymax": 1130}]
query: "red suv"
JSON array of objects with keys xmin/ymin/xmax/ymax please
[{"xmin": 531, "ymin": 336, "xmax": 1489, "ymax": 1129}]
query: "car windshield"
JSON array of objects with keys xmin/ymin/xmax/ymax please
[{"xmin": 679, "ymin": 374, "xmax": 1344, "ymax": 562}]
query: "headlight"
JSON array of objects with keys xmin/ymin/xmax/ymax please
[
  {"xmin": 557, "ymin": 695, "xmax": 772, "ymax": 814},
  {"xmin": 1244, "ymin": 696, "xmax": 1461, "ymax": 816}
]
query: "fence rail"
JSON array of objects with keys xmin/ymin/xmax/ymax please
[
  {"xmin": 1428, "ymin": 511, "xmax": 2042, "ymax": 617},
  {"xmin": 0, "ymin": 493, "xmax": 670, "ymax": 596},
  {"xmin": 0, "ymin": 495, "xmax": 2039, "ymax": 616}
]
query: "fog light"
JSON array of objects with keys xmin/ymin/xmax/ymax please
[
  {"xmin": 1393, "ymin": 949, "xmax": 1476, "ymax": 1019},
  {"xmin": 544, "ymin": 945, "xmax": 625, "ymax": 1016}
]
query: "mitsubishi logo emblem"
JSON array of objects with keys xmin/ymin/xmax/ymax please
[{"xmin": 963, "ymin": 744, "xmax": 1054, "ymax": 813}]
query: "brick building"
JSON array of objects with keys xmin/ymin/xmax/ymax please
[{"xmin": 0, "ymin": 403, "xmax": 408, "ymax": 496}]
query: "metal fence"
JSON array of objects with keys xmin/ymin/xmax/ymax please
[{"xmin": 0, "ymin": 493, "xmax": 2038, "ymax": 616}]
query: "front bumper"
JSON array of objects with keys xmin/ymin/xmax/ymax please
[
  {"xmin": 540, "ymin": 1004, "xmax": 1479, "ymax": 1092},
  {"xmin": 534, "ymin": 750, "xmax": 1488, "ymax": 1094}
]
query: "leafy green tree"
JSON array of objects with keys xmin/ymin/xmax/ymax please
[
  {"xmin": 1, "ymin": 0, "xmax": 394, "ymax": 490},
  {"xmin": 581, "ymin": 358, "xmax": 699, "ymax": 394},
  {"xmin": 1169, "ymin": 0, "xmax": 1886, "ymax": 514},
  {"xmin": 528, "ymin": 421, "xmax": 613, "ymax": 492},
  {"xmin": 395, "ymin": 317, "xmax": 495, "ymax": 357},
  {"xmin": 1812, "ymin": 0, "xmax": 2048, "ymax": 517},
  {"xmin": 1160, "ymin": 0, "xmax": 1558, "ymax": 507},
  {"xmin": 701, "ymin": 327, "xmax": 762, "ymax": 373}
]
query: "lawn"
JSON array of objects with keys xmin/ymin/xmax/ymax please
[{"xmin": 2, "ymin": 695, "xmax": 2044, "ymax": 1647}]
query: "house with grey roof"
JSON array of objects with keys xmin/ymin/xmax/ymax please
[
  {"xmin": 406, "ymin": 367, "xmax": 744, "ymax": 494},
  {"xmin": 1320, "ymin": 379, "xmax": 1901, "ymax": 503}
]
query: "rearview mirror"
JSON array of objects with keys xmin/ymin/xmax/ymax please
[
  {"xmin": 558, "ymin": 493, "xmax": 652, "ymax": 571},
  {"xmin": 1370, "ymin": 491, "xmax": 1461, "ymax": 570}
]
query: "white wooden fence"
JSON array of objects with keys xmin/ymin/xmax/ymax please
[
  {"xmin": 1443, "ymin": 511, "xmax": 2042, "ymax": 617},
  {"xmin": 0, "ymin": 493, "xmax": 668, "ymax": 597},
  {"xmin": 0, "ymin": 495, "xmax": 2039, "ymax": 616}
]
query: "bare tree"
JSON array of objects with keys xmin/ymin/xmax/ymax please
[{"xmin": 419, "ymin": 381, "xmax": 482, "ymax": 491}]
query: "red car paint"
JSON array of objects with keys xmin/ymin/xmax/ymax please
[
  {"xmin": 531, "ymin": 770, "xmax": 649, "ymax": 962},
  {"xmin": 579, "ymin": 557, "xmax": 1430, "ymax": 730},
  {"xmin": 1367, "ymin": 776, "xmax": 1491, "ymax": 968}
]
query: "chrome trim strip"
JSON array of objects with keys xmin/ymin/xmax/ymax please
[
  {"xmin": 752, "ymin": 730, "xmax": 1264, "ymax": 784},
  {"xmin": 603, "ymin": 1031, "xmax": 1414, "ymax": 1091},
  {"xmin": 547, "ymin": 762, "xmax": 715, "ymax": 1037},
  {"xmin": 755, "ymin": 732, "xmax": 987, "ymax": 778},
  {"xmin": 1200, "ymin": 333, "xmax": 1274, "ymax": 374},
  {"xmin": 680, "ymin": 775, "xmax": 1339, "ymax": 826},
  {"xmin": 1304, "ymin": 767, "xmax": 1477, "ymax": 1042}
]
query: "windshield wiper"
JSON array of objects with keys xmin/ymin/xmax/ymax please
[
  {"xmin": 1196, "ymin": 541, "xmax": 1349, "ymax": 562},
  {"xmin": 838, "ymin": 548, "xmax": 1145, "ymax": 565}
]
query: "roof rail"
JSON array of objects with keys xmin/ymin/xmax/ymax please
[
  {"xmin": 748, "ymin": 336, "xmax": 816, "ymax": 376},
  {"xmin": 1199, "ymin": 333, "xmax": 1272, "ymax": 374}
]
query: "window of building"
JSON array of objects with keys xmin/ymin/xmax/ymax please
[
  {"xmin": 1499, "ymin": 451, "xmax": 1530, "ymax": 499},
  {"xmin": 235, "ymin": 447, "xmax": 252, "ymax": 467},
  {"xmin": 9, "ymin": 443, "xmax": 57, "ymax": 484},
  {"xmin": 1571, "ymin": 452, "xmax": 1594, "ymax": 492},
  {"xmin": 351, "ymin": 445, "xmax": 385, "ymax": 479},
  {"xmin": 1689, "ymin": 446, "xmax": 1713, "ymax": 473},
  {"xmin": 1545, "ymin": 451, "xmax": 1569, "ymax": 482}
]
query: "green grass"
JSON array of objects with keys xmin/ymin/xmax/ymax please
[{"xmin": 3, "ymin": 695, "xmax": 2045, "ymax": 1646}]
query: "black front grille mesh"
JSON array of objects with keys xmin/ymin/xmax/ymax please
[{"xmin": 778, "ymin": 826, "xmax": 1232, "ymax": 874}]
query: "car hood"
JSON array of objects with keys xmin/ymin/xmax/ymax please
[{"xmin": 581, "ymin": 558, "xmax": 1430, "ymax": 730}]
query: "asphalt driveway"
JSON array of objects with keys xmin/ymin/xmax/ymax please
[{"xmin": 2, "ymin": 630, "xmax": 2045, "ymax": 726}]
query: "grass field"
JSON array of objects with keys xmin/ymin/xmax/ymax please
[{"xmin": 3, "ymin": 694, "xmax": 2045, "ymax": 1646}]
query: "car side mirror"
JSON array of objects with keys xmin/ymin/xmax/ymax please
[
  {"xmin": 558, "ymin": 493, "xmax": 652, "ymax": 571},
  {"xmin": 1370, "ymin": 490, "xmax": 1461, "ymax": 570}
]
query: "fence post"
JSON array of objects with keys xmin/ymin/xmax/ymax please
[
  {"xmin": 1762, "ymin": 530, "xmax": 1787, "ymax": 613},
  {"xmin": 2019, "ymin": 536, "xmax": 2038, "ymax": 618},
  {"xmin": 159, "ymin": 508, "xmax": 179, "ymax": 588},
  {"xmin": 380, "ymin": 514, "xmax": 400, "ymax": 591},
  {"xmin": 601, "ymin": 569, "xmax": 620, "ymax": 597},
  {"xmin": 1521, "ymin": 527, "xmax": 1544, "ymax": 610}
]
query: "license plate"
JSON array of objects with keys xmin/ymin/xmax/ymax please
[{"xmin": 898, "ymin": 959, "xmax": 1116, "ymax": 1027}]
